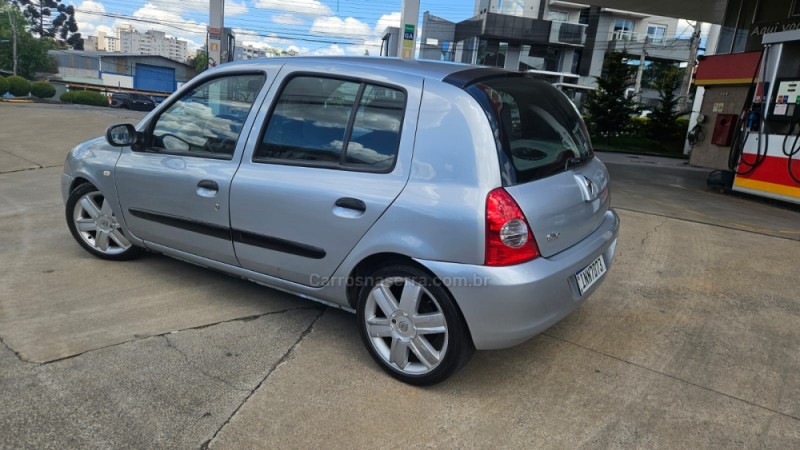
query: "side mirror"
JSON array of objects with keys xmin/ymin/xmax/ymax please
[{"xmin": 105, "ymin": 124, "xmax": 138, "ymax": 147}]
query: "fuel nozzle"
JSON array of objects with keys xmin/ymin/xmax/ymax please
[{"xmin": 747, "ymin": 103, "xmax": 762, "ymax": 132}]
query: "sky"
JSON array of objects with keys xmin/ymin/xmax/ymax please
[{"xmin": 72, "ymin": 0, "xmax": 476, "ymax": 56}]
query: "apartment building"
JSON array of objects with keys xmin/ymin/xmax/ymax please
[
  {"xmin": 115, "ymin": 24, "xmax": 189, "ymax": 63},
  {"xmin": 233, "ymin": 44, "xmax": 283, "ymax": 61},
  {"xmin": 418, "ymin": 0, "xmax": 693, "ymax": 106}
]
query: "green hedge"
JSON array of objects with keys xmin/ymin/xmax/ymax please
[
  {"xmin": 0, "ymin": 77, "xmax": 8, "ymax": 96},
  {"xmin": 6, "ymin": 76, "xmax": 31, "ymax": 97},
  {"xmin": 30, "ymin": 81, "xmax": 56, "ymax": 99},
  {"xmin": 61, "ymin": 91, "xmax": 108, "ymax": 107}
]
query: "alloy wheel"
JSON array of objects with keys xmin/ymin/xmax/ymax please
[
  {"xmin": 72, "ymin": 191, "xmax": 132, "ymax": 255},
  {"xmin": 363, "ymin": 277, "xmax": 449, "ymax": 375}
]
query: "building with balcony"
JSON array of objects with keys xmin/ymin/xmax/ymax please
[
  {"xmin": 416, "ymin": 1, "xmax": 693, "ymax": 107},
  {"xmin": 234, "ymin": 44, "xmax": 280, "ymax": 61},
  {"xmin": 115, "ymin": 25, "xmax": 189, "ymax": 63}
]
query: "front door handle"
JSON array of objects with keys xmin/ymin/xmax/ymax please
[
  {"xmin": 335, "ymin": 197, "xmax": 366, "ymax": 212},
  {"xmin": 198, "ymin": 180, "xmax": 219, "ymax": 191}
]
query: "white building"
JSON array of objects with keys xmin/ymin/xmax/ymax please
[
  {"xmin": 418, "ymin": 0, "xmax": 693, "ymax": 106},
  {"xmin": 115, "ymin": 25, "xmax": 188, "ymax": 62}
]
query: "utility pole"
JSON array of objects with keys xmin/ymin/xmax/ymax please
[
  {"xmin": 208, "ymin": 0, "xmax": 224, "ymax": 68},
  {"xmin": 2, "ymin": 5, "xmax": 17, "ymax": 76},
  {"xmin": 633, "ymin": 36, "xmax": 648, "ymax": 104},
  {"xmin": 679, "ymin": 23, "xmax": 702, "ymax": 113}
]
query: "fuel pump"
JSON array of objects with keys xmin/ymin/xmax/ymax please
[{"xmin": 726, "ymin": 30, "xmax": 800, "ymax": 204}]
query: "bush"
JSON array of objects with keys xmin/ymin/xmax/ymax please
[
  {"xmin": 628, "ymin": 117, "xmax": 650, "ymax": 137},
  {"xmin": 60, "ymin": 91, "xmax": 108, "ymax": 107},
  {"xmin": 30, "ymin": 81, "xmax": 56, "ymax": 99},
  {"xmin": 60, "ymin": 91, "xmax": 75, "ymax": 102},
  {"xmin": 6, "ymin": 76, "xmax": 31, "ymax": 97},
  {"xmin": 0, "ymin": 77, "xmax": 8, "ymax": 96}
]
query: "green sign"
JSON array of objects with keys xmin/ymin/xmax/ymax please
[{"xmin": 403, "ymin": 24, "xmax": 415, "ymax": 42}]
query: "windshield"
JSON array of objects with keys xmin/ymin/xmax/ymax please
[{"xmin": 466, "ymin": 77, "xmax": 593, "ymax": 185}]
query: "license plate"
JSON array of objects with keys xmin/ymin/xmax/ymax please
[{"xmin": 575, "ymin": 256, "xmax": 607, "ymax": 296}]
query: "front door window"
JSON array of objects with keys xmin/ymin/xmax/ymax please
[{"xmin": 148, "ymin": 74, "xmax": 266, "ymax": 159}]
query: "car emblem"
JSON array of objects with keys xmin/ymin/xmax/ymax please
[
  {"xmin": 398, "ymin": 321, "xmax": 409, "ymax": 332},
  {"xmin": 547, "ymin": 232, "xmax": 560, "ymax": 241}
]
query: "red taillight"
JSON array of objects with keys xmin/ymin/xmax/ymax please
[{"xmin": 485, "ymin": 187, "xmax": 540, "ymax": 266}]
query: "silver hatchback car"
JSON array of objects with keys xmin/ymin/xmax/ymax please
[{"xmin": 62, "ymin": 57, "xmax": 619, "ymax": 385}]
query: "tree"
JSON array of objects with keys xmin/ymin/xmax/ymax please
[
  {"xmin": 584, "ymin": 51, "xmax": 636, "ymax": 137},
  {"xmin": 11, "ymin": 0, "xmax": 80, "ymax": 48},
  {"xmin": 646, "ymin": 67, "xmax": 683, "ymax": 142},
  {"xmin": 1, "ymin": 1, "xmax": 57, "ymax": 78},
  {"xmin": 188, "ymin": 50, "xmax": 207, "ymax": 74}
]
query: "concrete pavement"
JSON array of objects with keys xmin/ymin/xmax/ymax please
[
  {"xmin": 1, "ymin": 103, "xmax": 798, "ymax": 448},
  {"xmin": 0, "ymin": 103, "xmax": 145, "ymax": 173}
]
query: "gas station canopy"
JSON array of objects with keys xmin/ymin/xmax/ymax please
[{"xmin": 587, "ymin": 0, "xmax": 728, "ymax": 23}]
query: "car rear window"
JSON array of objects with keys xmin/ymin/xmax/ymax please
[{"xmin": 465, "ymin": 77, "xmax": 593, "ymax": 185}]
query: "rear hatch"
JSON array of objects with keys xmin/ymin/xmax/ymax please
[{"xmin": 464, "ymin": 76, "xmax": 610, "ymax": 257}]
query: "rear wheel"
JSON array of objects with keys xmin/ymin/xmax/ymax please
[
  {"xmin": 66, "ymin": 183, "xmax": 141, "ymax": 260},
  {"xmin": 357, "ymin": 264, "xmax": 473, "ymax": 385}
]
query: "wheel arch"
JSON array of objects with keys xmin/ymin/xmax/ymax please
[
  {"xmin": 69, "ymin": 176, "xmax": 94, "ymax": 194},
  {"xmin": 344, "ymin": 252, "xmax": 475, "ymax": 347}
]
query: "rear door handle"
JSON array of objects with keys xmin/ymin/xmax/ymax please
[
  {"xmin": 198, "ymin": 180, "xmax": 219, "ymax": 191},
  {"xmin": 335, "ymin": 197, "xmax": 366, "ymax": 212},
  {"xmin": 197, "ymin": 179, "xmax": 219, "ymax": 198}
]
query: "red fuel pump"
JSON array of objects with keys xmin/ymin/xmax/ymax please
[{"xmin": 728, "ymin": 30, "xmax": 800, "ymax": 204}]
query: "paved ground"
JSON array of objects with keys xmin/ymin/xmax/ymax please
[{"xmin": 1, "ymin": 103, "xmax": 799, "ymax": 448}]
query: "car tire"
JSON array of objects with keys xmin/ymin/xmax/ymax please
[
  {"xmin": 357, "ymin": 264, "xmax": 474, "ymax": 385},
  {"xmin": 66, "ymin": 183, "xmax": 142, "ymax": 261}
]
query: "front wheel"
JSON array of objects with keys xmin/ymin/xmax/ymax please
[
  {"xmin": 66, "ymin": 183, "xmax": 141, "ymax": 261},
  {"xmin": 357, "ymin": 264, "xmax": 474, "ymax": 385}
]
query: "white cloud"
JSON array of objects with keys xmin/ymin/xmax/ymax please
[
  {"xmin": 374, "ymin": 12, "xmax": 401, "ymax": 34},
  {"xmin": 272, "ymin": 13, "xmax": 305, "ymax": 26},
  {"xmin": 309, "ymin": 44, "xmax": 345, "ymax": 56},
  {"xmin": 226, "ymin": 0, "xmax": 249, "ymax": 16},
  {"xmin": 255, "ymin": 0, "xmax": 332, "ymax": 17},
  {"xmin": 74, "ymin": 0, "xmax": 107, "ymax": 34},
  {"xmin": 78, "ymin": 0, "xmax": 105, "ymax": 14},
  {"xmin": 234, "ymin": 28, "xmax": 296, "ymax": 46},
  {"xmin": 310, "ymin": 16, "xmax": 371, "ymax": 39},
  {"xmin": 128, "ymin": 0, "xmax": 245, "ymax": 17}
]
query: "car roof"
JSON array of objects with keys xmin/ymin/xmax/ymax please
[{"xmin": 212, "ymin": 56, "xmax": 509, "ymax": 84}]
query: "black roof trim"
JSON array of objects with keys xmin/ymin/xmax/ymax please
[{"xmin": 442, "ymin": 67, "xmax": 529, "ymax": 88}]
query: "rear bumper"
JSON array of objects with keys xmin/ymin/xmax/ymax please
[{"xmin": 417, "ymin": 209, "xmax": 620, "ymax": 350}]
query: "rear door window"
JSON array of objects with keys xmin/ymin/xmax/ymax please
[
  {"xmin": 254, "ymin": 75, "xmax": 406, "ymax": 172},
  {"xmin": 466, "ymin": 77, "xmax": 593, "ymax": 184},
  {"xmin": 346, "ymin": 85, "xmax": 405, "ymax": 170}
]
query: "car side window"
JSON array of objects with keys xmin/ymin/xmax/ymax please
[
  {"xmin": 255, "ymin": 76, "xmax": 358, "ymax": 164},
  {"xmin": 346, "ymin": 85, "xmax": 405, "ymax": 170},
  {"xmin": 254, "ymin": 75, "xmax": 406, "ymax": 172},
  {"xmin": 147, "ymin": 73, "xmax": 266, "ymax": 159}
]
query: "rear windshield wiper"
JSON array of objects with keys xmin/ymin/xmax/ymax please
[{"xmin": 566, "ymin": 153, "xmax": 594, "ymax": 169}]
